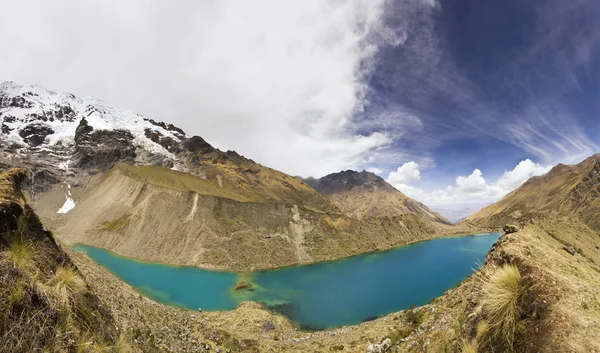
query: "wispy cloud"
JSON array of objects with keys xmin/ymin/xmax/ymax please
[{"xmin": 367, "ymin": 0, "xmax": 600, "ymax": 169}]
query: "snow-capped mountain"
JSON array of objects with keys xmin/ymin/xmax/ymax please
[
  {"xmin": 0, "ymin": 81, "xmax": 186, "ymax": 161},
  {"xmin": 0, "ymin": 82, "xmax": 195, "ymax": 188}
]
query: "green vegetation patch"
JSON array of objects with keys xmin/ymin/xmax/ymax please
[
  {"xmin": 0, "ymin": 168, "xmax": 27, "ymax": 207},
  {"xmin": 233, "ymin": 280, "xmax": 254, "ymax": 291},
  {"xmin": 114, "ymin": 163, "xmax": 253, "ymax": 202},
  {"xmin": 100, "ymin": 213, "xmax": 132, "ymax": 231}
]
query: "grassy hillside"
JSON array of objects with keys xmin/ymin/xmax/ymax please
[
  {"xmin": 115, "ymin": 162, "xmax": 338, "ymax": 214},
  {"xmin": 19, "ymin": 153, "xmax": 600, "ymax": 352},
  {"xmin": 464, "ymin": 154, "xmax": 600, "ymax": 231},
  {"xmin": 0, "ymin": 169, "xmax": 127, "ymax": 352},
  {"xmin": 176, "ymin": 144, "xmax": 339, "ymax": 214}
]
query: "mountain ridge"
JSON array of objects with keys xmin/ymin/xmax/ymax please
[
  {"xmin": 463, "ymin": 153, "xmax": 600, "ymax": 231},
  {"xmin": 303, "ymin": 170, "xmax": 452, "ymax": 226}
]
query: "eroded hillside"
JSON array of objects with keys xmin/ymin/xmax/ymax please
[
  {"xmin": 63, "ymin": 214, "xmax": 600, "ymax": 352},
  {"xmin": 1, "ymin": 82, "xmax": 454, "ymax": 270},
  {"xmin": 35, "ymin": 163, "xmax": 440, "ymax": 271}
]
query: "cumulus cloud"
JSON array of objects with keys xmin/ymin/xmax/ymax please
[
  {"xmin": 391, "ymin": 159, "xmax": 552, "ymax": 206},
  {"xmin": 496, "ymin": 159, "xmax": 552, "ymax": 191},
  {"xmin": 0, "ymin": 0, "xmax": 434, "ymax": 177},
  {"xmin": 455, "ymin": 169, "xmax": 489, "ymax": 194},
  {"xmin": 387, "ymin": 161, "xmax": 421, "ymax": 184}
]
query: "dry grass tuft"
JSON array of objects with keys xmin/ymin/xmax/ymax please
[
  {"xmin": 8, "ymin": 280, "xmax": 26, "ymax": 310},
  {"xmin": 6, "ymin": 214, "xmax": 38, "ymax": 272},
  {"xmin": 48, "ymin": 265, "xmax": 87, "ymax": 308},
  {"xmin": 460, "ymin": 339, "xmax": 478, "ymax": 353},
  {"xmin": 115, "ymin": 334, "xmax": 133, "ymax": 353},
  {"xmin": 8, "ymin": 235, "xmax": 36, "ymax": 270},
  {"xmin": 479, "ymin": 264, "xmax": 522, "ymax": 344},
  {"xmin": 405, "ymin": 304, "xmax": 425, "ymax": 325},
  {"xmin": 475, "ymin": 320, "xmax": 489, "ymax": 339}
]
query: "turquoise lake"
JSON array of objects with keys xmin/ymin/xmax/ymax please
[{"xmin": 73, "ymin": 232, "xmax": 499, "ymax": 330}]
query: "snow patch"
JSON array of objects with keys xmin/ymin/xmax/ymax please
[
  {"xmin": 58, "ymin": 159, "xmax": 71, "ymax": 173},
  {"xmin": 57, "ymin": 183, "xmax": 75, "ymax": 214},
  {"xmin": 57, "ymin": 197, "xmax": 75, "ymax": 214}
]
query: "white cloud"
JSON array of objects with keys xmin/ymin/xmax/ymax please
[
  {"xmin": 390, "ymin": 159, "xmax": 552, "ymax": 207},
  {"xmin": 455, "ymin": 169, "xmax": 490, "ymax": 194},
  {"xmin": 0, "ymin": 0, "xmax": 437, "ymax": 177},
  {"xmin": 366, "ymin": 167, "xmax": 383, "ymax": 175},
  {"xmin": 387, "ymin": 161, "xmax": 421, "ymax": 184},
  {"xmin": 496, "ymin": 159, "xmax": 552, "ymax": 191}
]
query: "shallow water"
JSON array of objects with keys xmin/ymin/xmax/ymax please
[{"xmin": 73, "ymin": 232, "xmax": 499, "ymax": 329}]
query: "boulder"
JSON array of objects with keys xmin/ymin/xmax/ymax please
[
  {"xmin": 262, "ymin": 320, "xmax": 276, "ymax": 332},
  {"xmin": 366, "ymin": 338, "xmax": 392, "ymax": 353},
  {"xmin": 563, "ymin": 246, "xmax": 576, "ymax": 256},
  {"xmin": 503, "ymin": 224, "xmax": 518, "ymax": 234}
]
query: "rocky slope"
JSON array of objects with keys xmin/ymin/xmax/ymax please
[
  {"xmin": 0, "ymin": 82, "xmax": 450, "ymax": 270},
  {"xmin": 463, "ymin": 154, "xmax": 600, "ymax": 231},
  {"xmin": 0, "ymin": 169, "xmax": 124, "ymax": 352},
  {"xmin": 303, "ymin": 170, "xmax": 451, "ymax": 225},
  {"xmin": 0, "ymin": 81, "xmax": 336, "ymax": 208}
]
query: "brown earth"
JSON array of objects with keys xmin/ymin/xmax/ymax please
[
  {"xmin": 4, "ymin": 166, "xmax": 600, "ymax": 352},
  {"xmin": 67, "ymin": 215, "xmax": 600, "ymax": 352}
]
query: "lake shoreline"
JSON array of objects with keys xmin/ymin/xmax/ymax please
[
  {"xmin": 71, "ymin": 230, "xmax": 500, "ymax": 274},
  {"xmin": 72, "ymin": 232, "xmax": 500, "ymax": 329}
]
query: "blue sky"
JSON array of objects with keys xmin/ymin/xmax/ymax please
[
  {"xmin": 357, "ymin": 0, "xmax": 600, "ymax": 213},
  {"xmin": 1, "ymin": 0, "xmax": 598, "ymax": 218}
]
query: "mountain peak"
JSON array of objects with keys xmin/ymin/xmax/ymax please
[
  {"xmin": 304, "ymin": 169, "xmax": 390, "ymax": 194},
  {"xmin": 304, "ymin": 170, "xmax": 451, "ymax": 225}
]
